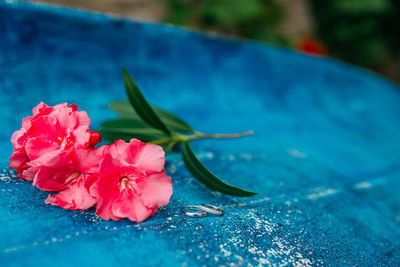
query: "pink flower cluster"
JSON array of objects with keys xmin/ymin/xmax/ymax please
[{"xmin": 9, "ymin": 102, "xmax": 173, "ymax": 222}]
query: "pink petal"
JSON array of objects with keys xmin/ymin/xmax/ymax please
[
  {"xmin": 9, "ymin": 150, "xmax": 29, "ymax": 170},
  {"xmin": 92, "ymin": 155, "xmax": 125, "ymax": 221},
  {"xmin": 32, "ymin": 166, "xmax": 70, "ymax": 191},
  {"xmin": 139, "ymin": 171, "xmax": 173, "ymax": 209},
  {"xmin": 27, "ymin": 116, "xmax": 58, "ymax": 141},
  {"xmin": 30, "ymin": 149, "xmax": 100, "ymax": 191},
  {"xmin": 105, "ymin": 140, "xmax": 131, "ymax": 163},
  {"xmin": 11, "ymin": 129, "xmax": 27, "ymax": 148},
  {"xmin": 45, "ymin": 174, "xmax": 96, "ymax": 210},
  {"xmin": 25, "ymin": 138, "xmax": 59, "ymax": 162},
  {"xmin": 53, "ymin": 102, "xmax": 68, "ymax": 110},
  {"xmin": 30, "ymin": 152, "xmax": 74, "ymax": 191},
  {"xmin": 132, "ymin": 142, "xmax": 165, "ymax": 174},
  {"xmin": 19, "ymin": 167, "xmax": 36, "ymax": 181},
  {"xmin": 72, "ymin": 126, "xmax": 91, "ymax": 149},
  {"xmin": 32, "ymin": 102, "xmax": 52, "ymax": 116},
  {"xmin": 75, "ymin": 110, "xmax": 91, "ymax": 127},
  {"xmin": 72, "ymin": 148, "xmax": 104, "ymax": 173},
  {"xmin": 52, "ymin": 107, "xmax": 78, "ymax": 130},
  {"xmin": 95, "ymin": 196, "xmax": 123, "ymax": 221},
  {"xmin": 111, "ymin": 192, "xmax": 155, "ymax": 223},
  {"xmin": 21, "ymin": 117, "xmax": 33, "ymax": 129}
]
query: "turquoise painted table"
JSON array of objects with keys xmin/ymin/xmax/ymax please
[{"xmin": 0, "ymin": 1, "xmax": 399, "ymax": 266}]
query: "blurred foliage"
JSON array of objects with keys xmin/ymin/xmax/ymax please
[
  {"xmin": 310, "ymin": 0, "xmax": 400, "ymax": 71},
  {"xmin": 163, "ymin": 0, "xmax": 289, "ymax": 46},
  {"xmin": 163, "ymin": 0, "xmax": 400, "ymax": 80}
]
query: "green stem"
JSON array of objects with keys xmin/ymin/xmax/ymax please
[
  {"xmin": 149, "ymin": 130, "xmax": 253, "ymax": 145},
  {"xmin": 195, "ymin": 131, "xmax": 254, "ymax": 140}
]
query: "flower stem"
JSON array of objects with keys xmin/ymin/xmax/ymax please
[
  {"xmin": 149, "ymin": 131, "xmax": 253, "ymax": 145},
  {"xmin": 194, "ymin": 131, "xmax": 253, "ymax": 140}
]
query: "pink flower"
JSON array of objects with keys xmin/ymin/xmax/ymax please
[
  {"xmin": 9, "ymin": 103, "xmax": 174, "ymax": 220},
  {"xmin": 9, "ymin": 102, "xmax": 101, "ymax": 180},
  {"xmin": 90, "ymin": 139, "xmax": 173, "ymax": 222},
  {"xmin": 38, "ymin": 148, "xmax": 105, "ymax": 210}
]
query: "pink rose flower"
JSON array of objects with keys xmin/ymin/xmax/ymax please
[
  {"xmin": 38, "ymin": 148, "xmax": 105, "ymax": 210},
  {"xmin": 90, "ymin": 139, "xmax": 173, "ymax": 222},
  {"xmin": 9, "ymin": 102, "xmax": 101, "ymax": 180}
]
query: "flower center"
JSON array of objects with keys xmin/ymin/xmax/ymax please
[
  {"xmin": 66, "ymin": 171, "xmax": 81, "ymax": 183},
  {"xmin": 119, "ymin": 176, "xmax": 138, "ymax": 192}
]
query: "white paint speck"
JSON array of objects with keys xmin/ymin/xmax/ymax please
[
  {"xmin": 307, "ymin": 188, "xmax": 338, "ymax": 200},
  {"xmin": 287, "ymin": 149, "xmax": 307, "ymax": 158},
  {"xmin": 354, "ymin": 182, "xmax": 372, "ymax": 190}
]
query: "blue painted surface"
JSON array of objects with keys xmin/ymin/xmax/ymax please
[{"xmin": 1, "ymin": 1, "xmax": 400, "ymax": 266}]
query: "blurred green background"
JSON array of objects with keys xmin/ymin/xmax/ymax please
[{"xmin": 29, "ymin": 0, "xmax": 400, "ymax": 83}]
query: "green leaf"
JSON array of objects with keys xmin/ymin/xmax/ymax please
[
  {"xmin": 99, "ymin": 128, "xmax": 169, "ymax": 143},
  {"xmin": 109, "ymin": 101, "xmax": 195, "ymax": 133},
  {"xmin": 108, "ymin": 101, "xmax": 141, "ymax": 120},
  {"xmin": 182, "ymin": 142, "xmax": 257, "ymax": 197},
  {"xmin": 122, "ymin": 68, "xmax": 171, "ymax": 135},
  {"xmin": 101, "ymin": 117, "xmax": 149, "ymax": 129},
  {"xmin": 152, "ymin": 106, "xmax": 195, "ymax": 133},
  {"xmin": 99, "ymin": 118, "xmax": 170, "ymax": 143}
]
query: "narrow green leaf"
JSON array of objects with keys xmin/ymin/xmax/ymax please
[
  {"xmin": 122, "ymin": 68, "xmax": 171, "ymax": 135},
  {"xmin": 99, "ymin": 128, "xmax": 168, "ymax": 143},
  {"xmin": 182, "ymin": 142, "xmax": 257, "ymax": 197},
  {"xmin": 152, "ymin": 106, "xmax": 195, "ymax": 133},
  {"xmin": 108, "ymin": 101, "xmax": 141, "ymax": 120},
  {"xmin": 109, "ymin": 100, "xmax": 195, "ymax": 133},
  {"xmin": 99, "ymin": 131, "xmax": 138, "ymax": 143},
  {"xmin": 99, "ymin": 126, "xmax": 167, "ymax": 137},
  {"xmin": 99, "ymin": 118, "xmax": 169, "ymax": 143},
  {"xmin": 101, "ymin": 118, "xmax": 149, "ymax": 129}
]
